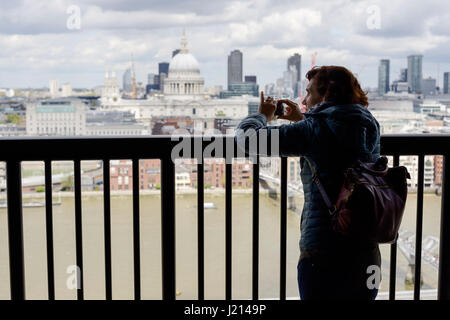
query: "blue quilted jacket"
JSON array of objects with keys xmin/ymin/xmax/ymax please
[{"xmin": 236, "ymin": 101, "xmax": 381, "ymax": 252}]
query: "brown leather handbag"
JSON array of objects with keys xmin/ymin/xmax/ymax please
[{"xmin": 305, "ymin": 156, "xmax": 410, "ymax": 244}]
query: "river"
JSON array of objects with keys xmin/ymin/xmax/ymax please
[{"xmin": 0, "ymin": 192, "xmax": 443, "ymax": 300}]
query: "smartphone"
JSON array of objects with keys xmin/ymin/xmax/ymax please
[{"xmin": 275, "ymin": 101, "xmax": 286, "ymax": 117}]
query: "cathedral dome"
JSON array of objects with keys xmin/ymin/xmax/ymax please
[
  {"xmin": 169, "ymin": 52, "xmax": 200, "ymax": 73},
  {"xmin": 164, "ymin": 31, "xmax": 205, "ymax": 98}
]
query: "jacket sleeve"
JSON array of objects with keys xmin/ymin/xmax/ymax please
[{"xmin": 235, "ymin": 113, "xmax": 314, "ymax": 157}]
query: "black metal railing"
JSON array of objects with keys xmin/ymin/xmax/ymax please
[{"xmin": 0, "ymin": 134, "xmax": 449, "ymax": 300}]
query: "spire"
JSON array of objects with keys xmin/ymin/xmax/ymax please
[
  {"xmin": 105, "ymin": 68, "xmax": 109, "ymax": 78},
  {"xmin": 180, "ymin": 29, "xmax": 188, "ymax": 53}
]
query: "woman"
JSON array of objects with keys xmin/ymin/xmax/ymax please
[{"xmin": 236, "ymin": 65, "xmax": 381, "ymax": 300}]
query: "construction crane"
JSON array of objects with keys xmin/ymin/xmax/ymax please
[{"xmin": 131, "ymin": 53, "xmax": 137, "ymax": 99}]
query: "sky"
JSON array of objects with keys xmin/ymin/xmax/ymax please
[{"xmin": 1, "ymin": 0, "xmax": 449, "ymax": 90}]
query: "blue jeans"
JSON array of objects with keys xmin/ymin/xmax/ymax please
[{"xmin": 297, "ymin": 257, "xmax": 378, "ymax": 300}]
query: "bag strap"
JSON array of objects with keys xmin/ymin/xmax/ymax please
[{"xmin": 303, "ymin": 156, "xmax": 337, "ymax": 216}]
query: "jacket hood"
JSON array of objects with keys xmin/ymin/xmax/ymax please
[{"xmin": 304, "ymin": 101, "xmax": 380, "ymax": 155}]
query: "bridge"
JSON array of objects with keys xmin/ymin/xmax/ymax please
[{"xmin": 397, "ymin": 230, "xmax": 440, "ymax": 271}]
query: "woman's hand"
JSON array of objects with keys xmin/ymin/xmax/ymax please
[
  {"xmin": 258, "ymin": 91, "xmax": 277, "ymax": 122},
  {"xmin": 277, "ymin": 99, "xmax": 304, "ymax": 122}
]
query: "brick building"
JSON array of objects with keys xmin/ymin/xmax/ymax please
[{"xmin": 435, "ymin": 155, "xmax": 443, "ymax": 186}]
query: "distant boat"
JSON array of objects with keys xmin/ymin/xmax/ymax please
[
  {"xmin": 204, "ymin": 202, "xmax": 217, "ymax": 209},
  {"xmin": 23, "ymin": 202, "xmax": 45, "ymax": 208},
  {"xmin": 0, "ymin": 192, "xmax": 62, "ymax": 208}
]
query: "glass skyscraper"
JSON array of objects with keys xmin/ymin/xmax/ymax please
[
  {"xmin": 122, "ymin": 68, "xmax": 132, "ymax": 92},
  {"xmin": 407, "ymin": 55, "xmax": 423, "ymax": 94},
  {"xmin": 287, "ymin": 53, "xmax": 301, "ymax": 97},
  {"xmin": 378, "ymin": 59, "xmax": 390, "ymax": 95},
  {"xmin": 444, "ymin": 72, "xmax": 449, "ymax": 94},
  {"xmin": 227, "ymin": 50, "xmax": 243, "ymax": 87}
]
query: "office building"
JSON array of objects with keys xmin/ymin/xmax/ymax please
[
  {"xmin": 148, "ymin": 73, "xmax": 157, "ymax": 85},
  {"xmin": 220, "ymin": 83, "xmax": 259, "ymax": 99},
  {"xmin": 61, "ymin": 83, "xmax": 72, "ymax": 97},
  {"xmin": 49, "ymin": 80, "xmax": 59, "ymax": 98},
  {"xmin": 123, "ymin": 68, "xmax": 132, "ymax": 92},
  {"xmin": 400, "ymin": 68, "xmax": 408, "ymax": 82},
  {"xmin": 287, "ymin": 53, "xmax": 301, "ymax": 82},
  {"xmin": 444, "ymin": 72, "xmax": 449, "ymax": 94},
  {"xmin": 158, "ymin": 62, "xmax": 169, "ymax": 76},
  {"xmin": 422, "ymin": 77, "xmax": 437, "ymax": 96},
  {"xmin": 378, "ymin": 59, "xmax": 390, "ymax": 95},
  {"xmin": 158, "ymin": 62, "xmax": 169, "ymax": 92},
  {"xmin": 287, "ymin": 53, "xmax": 301, "ymax": 97},
  {"xmin": 408, "ymin": 55, "xmax": 423, "ymax": 93},
  {"xmin": 245, "ymin": 75, "xmax": 257, "ymax": 83},
  {"xmin": 26, "ymin": 99, "xmax": 86, "ymax": 136},
  {"xmin": 228, "ymin": 50, "xmax": 243, "ymax": 86}
]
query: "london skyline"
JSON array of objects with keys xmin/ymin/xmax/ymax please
[{"xmin": 1, "ymin": 0, "xmax": 450, "ymax": 90}]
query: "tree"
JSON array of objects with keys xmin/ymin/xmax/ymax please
[{"xmin": 7, "ymin": 114, "xmax": 19, "ymax": 124}]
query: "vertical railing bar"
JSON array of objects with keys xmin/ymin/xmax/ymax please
[
  {"xmin": 103, "ymin": 159, "xmax": 112, "ymax": 300},
  {"xmin": 132, "ymin": 159, "xmax": 141, "ymax": 300},
  {"xmin": 389, "ymin": 154, "xmax": 400, "ymax": 301},
  {"xmin": 44, "ymin": 160, "xmax": 55, "ymax": 300},
  {"xmin": 225, "ymin": 162, "xmax": 232, "ymax": 300},
  {"xmin": 252, "ymin": 156, "xmax": 259, "ymax": 300},
  {"xmin": 197, "ymin": 159, "xmax": 205, "ymax": 300},
  {"xmin": 6, "ymin": 160, "xmax": 25, "ymax": 300},
  {"xmin": 414, "ymin": 154, "xmax": 424, "ymax": 300},
  {"xmin": 73, "ymin": 159, "xmax": 84, "ymax": 300},
  {"xmin": 438, "ymin": 154, "xmax": 450, "ymax": 300},
  {"xmin": 280, "ymin": 157, "xmax": 287, "ymax": 300},
  {"xmin": 161, "ymin": 157, "xmax": 176, "ymax": 300}
]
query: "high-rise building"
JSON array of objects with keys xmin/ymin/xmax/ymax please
[
  {"xmin": 158, "ymin": 62, "xmax": 169, "ymax": 92},
  {"xmin": 147, "ymin": 73, "xmax": 157, "ymax": 85},
  {"xmin": 378, "ymin": 59, "xmax": 390, "ymax": 95},
  {"xmin": 227, "ymin": 50, "xmax": 243, "ymax": 87},
  {"xmin": 245, "ymin": 75, "xmax": 257, "ymax": 83},
  {"xmin": 400, "ymin": 68, "xmax": 408, "ymax": 82},
  {"xmin": 287, "ymin": 53, "xmax": 301, "ymax": 82},
  {"xmin": 158, "ymin": 62, "xmax": 169, "ymax": 76},
  {"xmin": 49, "ymin": 80, "xmax": 59, "ymax": 97},
  {"xmin": 146, "ymin": 73, "xmax": 159, "ymax": 94},
  {"xmin": 61, "ymin": 83, "xmax": 72, "ymax": 97},
  {"xmin": 421, "ymin": 77, "xmax": 437, "ymax": 96},
  {"xmin": 123, "ymin": 68, "xmax": 132, "ymax": 92},
  {"xmin": 287, "ymin": 53, "xmax": 301, "ymax": 97},
  {"xmin": 444, "ymin": 72, "xmax": 449, "ymax": 94},
  {"xmin": 407, "ymin": 55, "xmax": 423, "ymax": 94}
]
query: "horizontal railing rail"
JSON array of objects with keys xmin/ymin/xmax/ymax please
[{"xmin": 0, "ymin": 134, "xmax": 449, "ymax": 300}]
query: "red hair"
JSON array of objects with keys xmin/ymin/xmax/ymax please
[{"xmin": 306, "ymin": 65, "xmax": 368, "ymax": 107}]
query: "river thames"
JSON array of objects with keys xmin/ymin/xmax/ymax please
[{"xmin": 0, "ymin": 191, "xmax": 442, "ymax": 300}]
